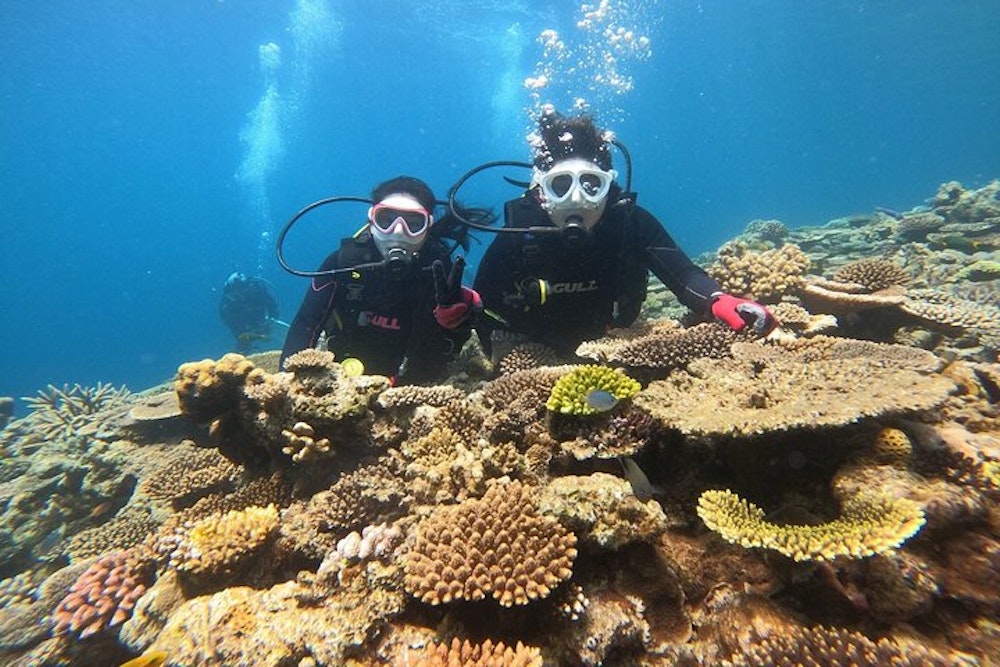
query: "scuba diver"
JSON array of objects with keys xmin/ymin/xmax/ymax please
[
  {"xmin": 279, "ymin": 176, "xmax": 486, "ymax": 385},
  {"xmin": 468, "ymin": 105, "xmax": 776, "ymax": 360},
  {"xmin": 219, "ymin": 272, "xmax": 283, "ymax": 353}
]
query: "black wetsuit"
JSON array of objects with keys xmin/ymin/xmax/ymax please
[
  {"xmin": 281, "ymin": 233, "xmax": 468, "ymax": 383},
  {"xmin": 219, "ymin": 277, "xmax": 279, "ymax": 351},
  {"xmin": 473, "ymin": 187, "xmax": 722, "ymax": 356}
]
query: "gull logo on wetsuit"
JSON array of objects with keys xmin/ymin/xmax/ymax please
[
  {"xmin": 358, "ymin": 311, "xmax": 401, "ymax": 330},
  {"xmin": 549, "ymin": 280, "xmax": 599, "ymax": 294}
]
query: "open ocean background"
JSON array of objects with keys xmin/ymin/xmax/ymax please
[{"xmin": 1, "ymin": 0, "xmax": 998, "ymax": 411}]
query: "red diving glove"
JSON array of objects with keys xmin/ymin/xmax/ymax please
[
  {"xmin": 710, "ymin": 292, "xmax": 777, "ymax": 336},
  {"xmin": 432, "ymin": 257, "xmax": 482, "ymax": 329}
]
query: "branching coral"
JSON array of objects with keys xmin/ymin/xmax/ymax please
[
  {"xmin": 833, "ymin": 258, "xmax": 910, "ymax": 292},
  {"xmin": 410, "ymin": 638, "xmax": 543, "ymax": 667},
  {"xmin": 497, "ymin": 342, "xmax": 564, "ymax": 375},
  {"xmin": 20, "ymin": 382, "xmax": 132, "ymax": 441},
  {"xmin": 697, "ymin": 489, "xmax": 925, "ymax": 562},
  {"xmin": 404, "ymin": 480, "xmax": 577, "ymax": 607},
  {"xmin": 576, "ymin": 323, "xmax": 737, "ymax": 371},
  {"xmin": 709, "ymin": 241, "xmax": 811, "ymax": 303},
  {"xmin": 546, "ymin": 365, "xmax": 641, "ymax": 416},
  {"xmin": 377, "ymin": 384, "xmax": 467, "ymax": 410},
  {"xmin": 136, "ymin": 443, "xmax": 242, "ymax": 509}
]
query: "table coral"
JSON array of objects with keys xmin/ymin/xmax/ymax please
[
  {"xmin": 576, "ymin": 322, "xmax": 737, "ymax": 371},
  {"xmin": 404, "ymin": 480, "xmax": 577, "ymax": 607},
  {"xmin": 697, "ymin": 489, "xmax": 925, "ymax": 562},
  {"xmin": 718, "ymin": 623, "xmax": 960, "ymax": 666}
]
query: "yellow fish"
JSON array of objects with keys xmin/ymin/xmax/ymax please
[{"xmin": 120, "ymin": 651, "xmax": 168, "ymax": 667}]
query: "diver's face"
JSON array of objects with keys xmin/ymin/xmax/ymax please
[
  {"xmin": 368, "ymin": 193, "xmax": 433, "ymax": 259},
  {"xmin": 534, "ymin": 158, "xmax": 617, "ymax": 229}
]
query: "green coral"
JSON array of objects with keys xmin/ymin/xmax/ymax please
[
  {"xmin": 545, "ymin": 365, "xmax": 641, "ymax": 416},
  {"xmin": 697, "ymin": 489, "xmax": 925, "ymax": 562}
]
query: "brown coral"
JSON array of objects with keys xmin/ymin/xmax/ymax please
[
  {"xmin": 719, "ymin": 624, "xmax": 958, "ymax": 666},
  {"xmin": 634, "ymin": 339, "xmax": 954, "ymax": 437},
  {"xmin": 410, "ymin": 638, "xmax": 543, "ymax": 667},
  {"xmin": 377, "ymin": 384, "xmax": 466, "ymax": 409},
  {"xmin": 136, "ymin": 442, "xmax": 242, "ymax": 509},
  {"xmin": 577, "ymin": 323, "xmax": 737, "ymax": 372},
  {"xmin": 175, "ymin": 354, "xmax": 255, "ymax": 423},
  {"xmin": 709, "ymin": 241, "xmax": 811, "ymax": 303},
  {"xmin": 833, "ymin": 258, "xmax": 910, "ymax": 292},
  {"xmin": 497, "ymin": 342, "xmax": 564, "ymax": 375},
  {"xmin": 65, "ymin": 506, "xmax": 160, "ymax": 562},
  {"xmin": 52, "ymin": 550, "xmax": 152, "ymax": 639},
  {"xmin": 404, "ymin": 480, "xmax": 577, "ymax": 607},
  {"xmin": 901, "ymin": 288, "xmax": 1000, "ymax": 333}
]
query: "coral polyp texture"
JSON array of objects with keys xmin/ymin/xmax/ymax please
[
  {"xmin": 576, "ymin": 322, "xmax": 737, "ymax": 370},
  {"xmin": 697, "ymin": 489, "xmax": 926, "ymax": 562},
  {"xmin": 175, "ymin": 353, "xmax": 256, "ymax": 423},
  {"xmin": 708, "ymin": 241, "xmax": 811, "ymax": 303},
  {"xmin": 719, "ymin": 624, "xmax": 957, "ymax": 667},
  {"xmin": 410, "ymin": 638, "xmax": 543, "ymax": 667},
  {"xmin": 161, "ymin": 504, "xmax": 279, "ymax": 578},
  {"xmin": 404, "ymin": 480, "xmax": 577, "ymax": 607},
  {"xmin": 545, "ymin": 365, "xmax": 641, "ymax": 415},
  {"xmin": 51, "ymin": 550, "xmax": 151, "ymax": 639},
  {"xmin": 832, "ymin": 257, "xmax": 910, "ymax": 292},
  {"xmin": 634, "ymin": 339, "xmax": 954, "ymax": 437}
]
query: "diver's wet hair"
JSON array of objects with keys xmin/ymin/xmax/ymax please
[
  {"xmin": 531, "ymin": 106, "xmax": 613, "ymax": 172},
  {"xmin": 371, "ymin": 176, "xmax": 437, "ymax": 213}
]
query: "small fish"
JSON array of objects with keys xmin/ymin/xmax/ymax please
[
  {"xmin": 585, "ymin": 389, "xmax": 619, "ymax": 412},
  {"xmin": 119, "ymin": 651, "xmax": 168, "ymax": 667},
  {"xmin": 874, "ymin": 206, "xmax": 904, "ymax": 220},
  {"xmin": 619, "ymin": 456, "xmax": 654, "ymax": 502}
]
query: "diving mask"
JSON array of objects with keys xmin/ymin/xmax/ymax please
[
  {"xmin": 534, "ymin": 158, "xmax": 617, "ymax": 231},
  {"xmin": 368, "ymin": 195, "xmax": 434, "ymax": 272}
]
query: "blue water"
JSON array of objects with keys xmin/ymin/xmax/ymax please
[{"xmin": 1, "ymin": 1, "xmax": 998, "ymax": 410}]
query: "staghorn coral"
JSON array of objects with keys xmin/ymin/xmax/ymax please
[
  {"xmin": 51, "ymin": 550, "xmax": 152, "ymax": 639},
  {"xmin": 377, "ymin": 384, "xmax": 467, "ymax": 410},
  {"xmin": 709, "ymin": 241, "xmax": 811, "ymax": 303},
  {"xmin": 410, "ymin": 637, "xmax": 543, "ymax": 667},
  {"xmin": 697, "ymin": 489, "xmax": 925, "ymax": 562},
  {"xmin": 833, "ymin": 258, "xmax": 910, "ymax": 292},
  {"xmin": 160, "ymin": 504, "xmax": 279, "ymax": 578},
  {"xmin": 404, "ymin": 480, "xmax": 577, "ymax": 607},
  {"xmin": 634, "ymin": 339, "xmax": 954, "ymax": 437},
  {"xmin": 175, "ymin": 354, "xmax": 255, "ymax": 423},
  {"xmin": 577, "ymin": 322, "xmax": 737, "ymax": 371},
  {"xmin": 719, "ymin": 624, "xmax": 959, "ymax": 666},
  {"xmin": 545, "ymin": 365, "xmax": 641, "ymax": 416},
  {"xmin": 20, "ymin": 382, "xmax": 132, "ymax": 441}
]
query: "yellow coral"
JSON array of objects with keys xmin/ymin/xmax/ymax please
[
  {"xmin": 411, "ymin": 638, "xmax": 543, "ymax": 667},
  {"xmin": 870, "ymin": 428, "xmax": 913, "ymax": 466},
  {"xmin": 545, "ymin": 365, "xmax": 641, "ymax": 416},
  {"xmin": 169, "ymin": 504, "xmax": 279, "ymax": 576},
  {"xmin": 175, "ymin": 354, "xmax": 255, "ymax": 423},
  {"xmin": 697, "ymin": 489, "xmax": 925, "ymax": 562}
]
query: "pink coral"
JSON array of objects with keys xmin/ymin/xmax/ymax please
[{"xmin": 51, "ymin": 550, "xmax": 150, "ymax": 639}]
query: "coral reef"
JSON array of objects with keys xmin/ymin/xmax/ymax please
[
  {"xmin": 1, "ymin": 179, "xmax": 998, "ymax": 665},
  {"xmin": 545, "ymin": 365, "xmax": 641, "ymax": 416},
  {"xmin": 697, "ymin": 489, "xmax": 925, "ymax": 561},
  {"xmin": 403, "ymin": 480, "xmax": 577, "ymax": 607}
]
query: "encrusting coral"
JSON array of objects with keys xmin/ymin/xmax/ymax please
[
  {"xmin": 696, "ymin": 489, "xmax": 926, "ymax": 562},
  {"xmin": 404, "ymin": 480, "xmax": 577, "ymax": 607},
  {"xmin": 545, "ymin": 365, "xmax": 641, "ymax": 416}
]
